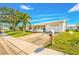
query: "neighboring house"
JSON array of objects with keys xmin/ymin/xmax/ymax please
[
  {"xmin": 67, "ymin": 25, "xmax": 77, "ymax": 30},
  {"xmin": 0, "ymin": 14, "xmax": 10, "ymax": 31},
  {"xmin": 0, "ymin": 22, "xmax": 10, "ymax": 31},
  {"xmin": 27, "ymin": 20, "xmax": 67, "ymax": 33}
]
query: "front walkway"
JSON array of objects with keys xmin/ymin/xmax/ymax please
[{"xmin": 0, "ymin": 33, "xmax": 66, "ymax": 55}]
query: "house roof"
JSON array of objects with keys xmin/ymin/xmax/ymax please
[{"xmin": 32, "ymin": 19, "xmax": 67, "ymax": 26}]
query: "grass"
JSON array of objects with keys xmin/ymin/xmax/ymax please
[
  {"xmin": 5, "ymin": 30, "xmax": 32, "ymax": 37},
  {"xmin": 46, "ymin": 32, "xmax": 79, "ymax": 55}
]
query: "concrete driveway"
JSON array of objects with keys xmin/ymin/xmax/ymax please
[
  {"xmin": 0, "ymin": 33, "xmax": 66, "ymax": 55},
  {"xmin": 0, "ymin": 41, "xmax": 8, "ymax": 55},
  {"xmin": 18, "ymin": 33, "xmax": 51, "ymax": 46}
]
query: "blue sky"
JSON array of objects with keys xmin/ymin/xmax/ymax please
[{"xmin": 0, "ymin": 3, "xmax": 79, "ymax": 25}]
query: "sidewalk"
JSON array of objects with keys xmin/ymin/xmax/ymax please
[{"xmin": 1, "ymin": 33, "xmax": 66, "ymax": 55}]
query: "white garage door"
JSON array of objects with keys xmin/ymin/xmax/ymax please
[{"xmin": 45, "ymin": 25, "xmax": 63, "ymax": 32}]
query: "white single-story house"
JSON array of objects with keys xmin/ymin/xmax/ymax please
[
  {"xmin": 67, "ymin": 25, "xmax": 77, "ymax": 30},
  {"xmin": 0, "ymin": 23, "xmax": 10, "ymax": 31},
  {"xmin": 27, "ymin": 20, "xmax": 67, "ymax": 33}
]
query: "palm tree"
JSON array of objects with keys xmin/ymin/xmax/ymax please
[{"xmin": 20, "ymin": 13, "xmax": 32, "ymax": 32}]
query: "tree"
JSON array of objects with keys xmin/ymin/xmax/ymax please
[
  {"xmin": 8, "ymin": 10, "xmax": 21, "ymax": 31},
  {"xmin": 19, "ymin": 13, "xmax": 32, "ymax": 32},
  {"xmin": 0, "ymin": 7, "xmax": 21, "ymax": 31},
  {"xmin": 0, "ymin": 7, "xmax": 32, "ymax": 32}
]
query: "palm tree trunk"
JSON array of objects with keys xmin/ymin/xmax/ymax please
[
  {"xmin": 22, "ymin": 23, "xmax": 26, "ymax": 32},
  {"xmin": 22, "ymin": 27, "xmax": 25, "ymax": 32},
  {"xmin": 12, "ymin": 23, "xmax": 16, "ymax": 31}
]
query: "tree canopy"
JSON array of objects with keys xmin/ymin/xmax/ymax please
[{"xmin": 0, "ymin": 7, "xmax": 32, "ymax": 32}]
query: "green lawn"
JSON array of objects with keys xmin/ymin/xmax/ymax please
[
  {"xmin": 5, "ymin": 30, "xmax": 32, "ymax": 37},
  {"xmin": 46, "ymin": 32, "xmax": 79, "ymax": 55}
]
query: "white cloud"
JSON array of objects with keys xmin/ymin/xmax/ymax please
[
  {"xmin": 68, "ymin": 4, "xmax": 79, "ymax": 13},
  {"xmin": 37, "ymin": 14, "xmax": 57, "ymax": 17},
  {"xmin": 40, "ymin": 18, "xmax": 52, "ymax": 20},
  {"xmin": 30, "ymin": 18, "xmax": 52, "ymax": 22},
  {"xmin": 20, "ymin": 5, "xmax": 34, "ymax": 10},
  {"xmin": 35, "ymin": 14, "xmax": 66, "ymax": 18},
  {"xmin": 30, "ymin": 17, "xmax": 66, "ymax": 22},
  {"xmin": 38, "ymin": 14, "xmax": 52, "ymax": 16}
]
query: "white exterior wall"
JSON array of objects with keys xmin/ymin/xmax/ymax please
[
  {"xmin": 35, "ymin": 29, "xmax": 43, "ymax": 32},
  {"xmin": 45, "ymin": 24, "xmax": 64, "ymax": 32},
  {"xmin": 44, "ymin": 21, "xmax": 66, "ymax": 32},
  {"xmin": 30, "ymin": 20, "xmax": 67, "ymax": 33},
  {"xmin": 62, "ymin": 20, "xmax": 66, "ymax": 32}
]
